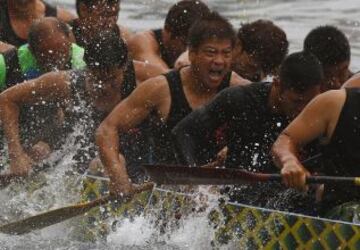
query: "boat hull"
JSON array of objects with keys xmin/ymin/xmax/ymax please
[{"xmin": 80, "ymin": 175, "xmax": 360, "ymax": 248}]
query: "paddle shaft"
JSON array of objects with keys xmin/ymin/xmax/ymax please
[
  {"xmin": 268, "ymin": 174, "xmax": 360, "ymax": 186},
  {"xmin": 143, "ymin": 164, "xmax": 360, "ymax": 186}
]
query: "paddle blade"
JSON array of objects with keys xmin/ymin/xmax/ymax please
[
  {"xmin": 0, "ymin": 182, "xmax": 154, "ymax": 235},
  {"xmin": 0, "ymin": 195, "xmax": 112, "ymax": 235},
  {"xmin": 142, "ymin": 164, "xmax": 272, "ymax": 185}
]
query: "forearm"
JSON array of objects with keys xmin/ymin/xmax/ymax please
[
  {"xmin": 271, "ymin": 133, "xmax": 301, "ymax": 169},
  {"xmin": 96, "ymin": 124, "xmax": 130, "ymax": 185},
  {"xmin": 0, "ymin": 101, "xmax": 25, "ymax": 157}
]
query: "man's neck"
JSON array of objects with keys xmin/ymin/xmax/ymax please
[{"xmin": 8, "ymin": 0, "xmax": 38, "ymax": 20}]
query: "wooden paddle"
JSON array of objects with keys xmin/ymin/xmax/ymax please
[
  {"xmin": 142, "ymin": 164, "xmax": 360, "ymax": 186},
  {"xmin": 0, "ymin": 182, "xmax": 154, "ymax": 235}
]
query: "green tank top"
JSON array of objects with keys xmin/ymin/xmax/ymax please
[{"xmin": 0, "ymin": 43, "xmax": 86, "ymax": 90}]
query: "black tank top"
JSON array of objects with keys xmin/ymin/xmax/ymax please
[
  {"xmin": 320, "ymin": 88, "xmax": 360, "ymax": 210},
  {"xmin": 0, "ymin": 0, "xmax": 57, "ymax": 47},
  {"xmin": 165, "ymin": 70, "xmax": 231, "ymax": 129},
  {"xmin": 152, "ymin": 29, "xmax": 174, "ymax": 68},
  {"xmin": 322, "ymin": 88, "xmax": 360, "ymax": 176},
  {"xmin": 150, "ymin": 69, "xmax": 232, "ymax": 164}
]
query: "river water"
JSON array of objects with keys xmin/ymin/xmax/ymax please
[{"xmin": 1, "ymin": 0, "xmax": 360, "ymax": 249}]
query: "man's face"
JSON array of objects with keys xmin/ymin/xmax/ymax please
[
  {"xmin": 34, "ymin": 33, "xmax": 72, "ymax": 72},
  {"xmin": 322, "ymin": 61, "xmax": 351, "ymax": 91},
  {"xmin": 232, "ymin": 41, "xmax": 264, "ymax": 82},
  {"xmin": 189, "ymin": 38, "xmax": 233, "ymax": 90},
  {"xmin": 80, "ymin": 0, "xmax": 120, "ymax": 23},
  {"xmin": 278, "ymin": 85, "xmax": 320, "ymax": 119}
]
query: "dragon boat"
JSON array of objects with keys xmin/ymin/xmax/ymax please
[{"xmin": 79, "ymin": 173, "xmax": 360, "ymax": 249}]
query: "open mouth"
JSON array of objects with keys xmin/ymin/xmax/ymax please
[{"xmin": 209, "ymin": 69, "xmax": 223, "ymax": 81}]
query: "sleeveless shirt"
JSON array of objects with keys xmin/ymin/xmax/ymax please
[{"xmin": 319, "ymin": 88, "xmax": 360, "ymax": 211}]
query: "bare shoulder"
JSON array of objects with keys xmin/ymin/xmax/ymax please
[
  {"xmin": 311, "ymin": 89, "xmax": 346, "ymax": 108},
  {"xmin": 230, "ymin": 71, "xmax": 251, "ymax": 86},
  {"xmin": 133, "ymin": 60, "xmax": 167, "ymax": 82},
  {"xmin": 0, "ymin": 41, "xmax": 15, "ymax": 53},
  {"xmin": 301, "ymin": 89, "xmax": 346, "ymax": 126},
  {"xmin": 119, "ymin": 25, "xmax": 133, "ymax": 42},
  {"xmin": 128, "ymin": 74, "xmax": 169, "ymax": 108},
  {"xmin": 134, "ymin": 74, "xmax": 169, "ymax": 98},
  {"xmin": 56, "ymin": 7, "xmax": 76, "ymax": 23},
  {"xmin": 342, "ymin": 73, "xmax": 360, "ymax": 88},
  {"xmin": 128, "ymin": 30, "xmax": 157, "ymax": 53}
]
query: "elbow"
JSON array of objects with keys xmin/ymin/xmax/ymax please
[{"xmin": 95, "ymin": 121, "xmax": 112, "ymax": 146}]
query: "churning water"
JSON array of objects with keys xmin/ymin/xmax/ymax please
[{"xmin": 1, "ymin": 0, "xmax": 360, "ymax": 249}]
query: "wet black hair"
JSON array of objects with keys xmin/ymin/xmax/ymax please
[
  {"xmin": 304, "ymin": 25, "xmax": 350, "ymax": 67},
  {"xmin": 238, "ymin": 19, "xmax": 289, "ymax": 75},
  {"xmin": 280, "ymin": 51, "xmax": 324, "ymax": 92},
  {"xmin": 164, "ymin": 0, "xmax": 210, "ymax": 39},
  {"xmin": 84, "ymin": 26, "xmax": 128, "ymax": 69},
  {"xmin": 76, "ymin": 0, "xmax": 120, "ymax": 16},
  {"xmin": 188, "ymin": 11, "xmax": 236, "ymax": 50},
  {"xmin": 28, "ymin": 17, "xmax": 71, "ymax": 53}
]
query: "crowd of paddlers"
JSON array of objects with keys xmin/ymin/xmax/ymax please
[{"xmin": 0, "ymin": 0, "xmax": 359, "ymax": 222}]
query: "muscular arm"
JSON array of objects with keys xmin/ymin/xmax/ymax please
[
  {"xmin": 271, "ymin": 90, "xmax": 345, "ymax": 189},
  {"xmin": 172, "ymin": 88, "xmax": 238, "ymax": 166},
  {"xmin": 128, "ymin": 32, "xmax": 169, "ymax": 72},
  {"xmin": 0, "ymin": 72, "xmax": 71, "ymax": 173},
  {"xmin": 96, "ymin": 77, "xmax": 167, "ymax": 194}
]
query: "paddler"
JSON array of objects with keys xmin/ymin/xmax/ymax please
[
  {"xmin": 128, "ymin": 0, "xmax": 210, "ymax": 71},
  {"xmin": 0, "ymin": 17, "xmax": 86, "ymax": 91},
  {"xmin": 0, "ymin": 27, "xmax": 164, "ymax": 176},
  {"xmin": 271, "ymin": 82, "xmax": 360, "ymax": 218},
  {"xmin": 70, "ymin": 0, "xmax": 133, "ymax": 48},
  {"xmin": 304, "ymin": 25, "xmax": 353, "ymax": 91},
  {"xmin": 0, "ymin": 0, "xmax": 74, "ymax": 47},
  {"xmin": 96, "ymin": 12, "xmax": 249, "ymax": 196},
  {"xmin": 172, "ymin": 51, "xmax": 323, "ymax": 171},
  {"xmin": 172, "ymin": 51, "xmax": 324, "ymax": 212}
]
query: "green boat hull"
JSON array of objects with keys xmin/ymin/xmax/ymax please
[{"xmin": 80, "ymin": 175, "xmax": 360, "ymax": 249}]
